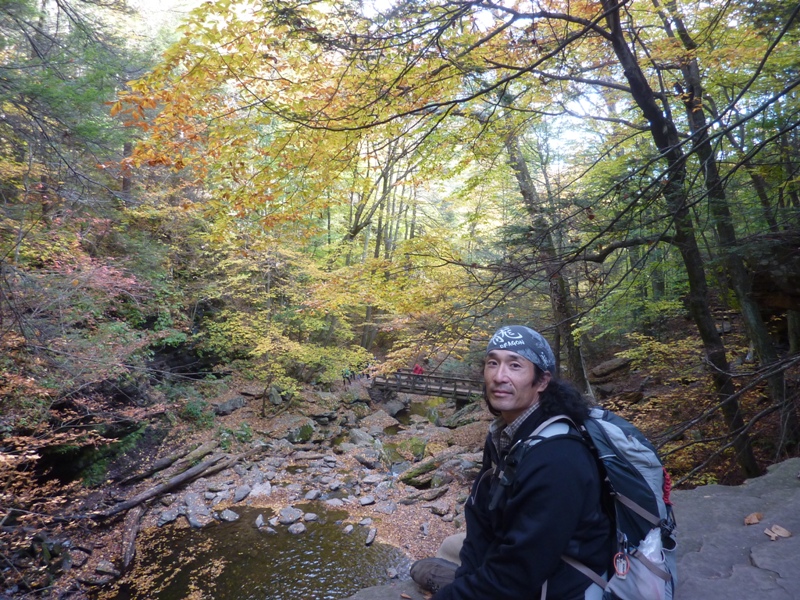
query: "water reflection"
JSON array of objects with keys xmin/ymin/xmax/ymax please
[{"xmin": 97, "ymin": 506, "xmax": 409, "ymax": 600}]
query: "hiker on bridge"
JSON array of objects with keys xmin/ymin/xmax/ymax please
[
  {"xmin": 412, "ymin": 363, "xmax": 424, "ymax": 381},
  {"xmin": 411, "ymin": 325, "xmax": 613, "ymax": 600}
]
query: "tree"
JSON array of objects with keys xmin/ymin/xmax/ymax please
[{"xmin": 122, "ymin": 0, "xmax": 800, "ymax": 476}]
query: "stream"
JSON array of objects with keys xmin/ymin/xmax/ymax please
[{"xmin": 95, "ymin": 506, "xmax": 410, "ymax": 600}]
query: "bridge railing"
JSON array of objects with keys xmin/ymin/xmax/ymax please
[{"xmin": 371, "ymin": 369, "xmax": 484, "ymax": 399}]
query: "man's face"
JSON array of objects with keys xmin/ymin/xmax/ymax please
[{"xmin": 484, "ymin": 349, "xmax": 551, "ymax": 423}]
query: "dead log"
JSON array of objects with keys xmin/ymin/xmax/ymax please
[
  {"xmin": 93, "ymin": 454, "xmax": 227, "ymax": 519},
  {"xmin": 200, "ymin": 444, "xmax": 267, "ymax": 479},
  {"xmin": 92, "ymin": 444, "xmax": 267, "ymax": 520},
  {"xmin": 118, "ymin": 443, "xmax": 200, "ymax": 486},
  {"xmin": 172, "ymin": 440, "xmax": 219, "ymax": 473},
  {"xmin": 121, "ymin": 504, "xmax": 146, "ymax": 570}
]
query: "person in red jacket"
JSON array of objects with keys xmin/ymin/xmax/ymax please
[{"xmin": 411, "ymin": 325, "xmax": 612, "ymax": 600}]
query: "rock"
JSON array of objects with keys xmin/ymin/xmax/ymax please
[
  {"xmin": 326, "ymin": 498, "xmax": 345, "ymax": 507},
  {"xmin": 343, "ymin": 524, "xmax": 354, "ymax": 534},
  {"xmin": 358, "ymin": 410, "xmax": 400, "ymax": 434},
  {"xmin": 255, "ymin": 514, "xmax": 265, "ymax": 528},
  {"xmin": 354, "ymin": 449, "xmax": 382, "ymax": 469},
  {"xmin": 184, "ymin": 492, "xmax": 213, "ymax": 528},
  {"xmin": 218, "ymin": 509, "xmax": 240, "ymax": 522},
  {"xmin": 398, "ymin": 446, "xmax": 465, "ymax": 488},
  {"xmin": 423, "ymin": 499, "xmax": 450, "ymax": 516},
  {"xmin": 233, "ymin": 484, "xmax": 252, "ymax": 502},
  {"xmin": 70, "ymin": 547, "xmax": 90, "ymax": 568},
  {"xmin": 375, "ymin": 501, "xmax": 397, "ymax": 515},
  {"xmin": 157, "ymin": 506, "xmax": 182, "ymax": 526},
  {"xmin": 240, "ymin": 385, "xmax": 266, "ymax": 397},
  {"xmin": 374, "ymin": 481, "xmax": 393, "ymax": 500},
  {"xmin": 365, "ymin": 528, "xmax": 377, "ymax": 545},
  {"xmin": 359, "ymin": 518, "xmax": 373, "ymax": 526},
  {"xmin": 430, "ymin": 471, "xmax": 454, "ymax": 487},
  {"xmin": 294, "ymin": 451, "xmax": 326, "ymax": 461},
  {"xmin": 268, "ymin": 415, "xmax": 317, "ymax": 443},
  {"xmin": 95, "ymin": 560, "xmax": 120, "ymax": 577},
  {"xmin": 249, "ymin": 481, "xmax": 272, "ymax": 498},
  {"xmin": 269, "ymin": 386, "xmax": 283, "ymax": 406},
  {"xmin": 382, "ymin": 399, "xmax": 407, "ymax": 417},
  {"xmin": 349, "ymin": 428, "xmax": 377, "ymax": 447},
  {"xmin": 304, "ymin": 489, "xmax": 322, "ymax": 500},
  {"xmin": 359, "ymin": 495, "xmax": 376, "ymax": 506},
  {"xmin": 420, "ymin": 486, "xmax": 449, "ymax": 502},
  {"xmin": 278, "ymin": 507, "xmax": 304, "ymax": 524},
  {"xmin": 213, "ymin": 396, "xmax": 247, "ymax": 416},
  {"xmin": 303, "ymin": 513, "xmax": 319, "ymax": 522},
  {"xmin": 442, "ymin": 403, "xmax": 484, "ymax": 428},
  {"xmin": 588, "ymin": 357, "xmax": 632, "ymax": 383},
  {"xmin": 288, "ymin": 522, "xmax": 307, "ymax": 534},
  {"xmin": 362, "ymin": 474, "xmax": 385, "ymax": 485}
]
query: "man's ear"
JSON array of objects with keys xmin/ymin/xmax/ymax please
[{"xmin": 535, "ymin": 370, "xmax": 552, "ymax": 392}]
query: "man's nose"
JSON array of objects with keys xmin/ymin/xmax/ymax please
[{"xmin": 492, "ymin": 363, "xmax": 510, "ymax": 381}]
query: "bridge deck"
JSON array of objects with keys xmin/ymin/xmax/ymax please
[{"xmin": 370, "ymin": 370, "xmax": 483, "ymax": 401}]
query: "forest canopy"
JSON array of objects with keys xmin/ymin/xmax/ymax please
[{"xmin": 2, "ymin": 0, "xmax": 800, "ymax": 541}]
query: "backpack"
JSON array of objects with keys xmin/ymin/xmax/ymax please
[{"xmin": 501, "ymin": 406, "xmax": 677, "ymax": 600}]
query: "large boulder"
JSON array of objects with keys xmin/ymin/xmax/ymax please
[{"xmin": 268, "ymin": 414, "xmax": 317, "ymax": 443}]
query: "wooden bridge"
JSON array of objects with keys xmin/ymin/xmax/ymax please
[{"xmin": 370, "ymin": 369, "xmax": 484, "ymax": 402}]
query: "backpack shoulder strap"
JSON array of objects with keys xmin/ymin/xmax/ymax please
[{"xmin": 525, "ymin": 414, "xmax": 578, "ymax": 445}]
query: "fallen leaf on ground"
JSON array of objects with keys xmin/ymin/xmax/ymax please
[
  {"xmin": 401, "ymin": 595, "xmax": 411, "ymax": 599},
  {"xmin": 744, "ymin": 512, "xmax": 763, "ymax": 525},
  {"xmin": 769, "ymin": 524, "xmax": 792, "ymax": 538}
]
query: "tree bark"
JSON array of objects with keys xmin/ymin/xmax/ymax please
[
  {"xmin": 601, "ymin": 0, "xmax": 760, "ymax": 476},
  {"xmin": 504, "ymin": 133, "xmax": 590, "ymax": 392},
  {"xmin": 121, "ymin": 504, "xmax": 146, "ymax": 571},
  {"xmin": 664, "ymin": 1, "xmax": 799, "ymax": 447}
]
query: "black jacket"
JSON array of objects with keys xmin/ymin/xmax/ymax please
[{"xmin": 432, "ymin": 409, "xmax": 613, "ymax": 600}]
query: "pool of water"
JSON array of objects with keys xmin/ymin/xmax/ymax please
[
  {"xmin": 394, "ymin": 397, "xmax": 449, "ymax": 426},
  {"xmin": 96, "ymin": 506, "xmax": 409, "ymax": 600}
]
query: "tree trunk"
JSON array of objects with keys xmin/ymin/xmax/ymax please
[
  {"xmin": 504, "ymin": 134, "xmax": 590, "ymax": 392},
  {"xmin": 668, "ymin": 4, "xmax": 799, "ymax": 447},
  {"xmin": 601, "ymin": 0, "xmax": 760, "ymax": 476}
]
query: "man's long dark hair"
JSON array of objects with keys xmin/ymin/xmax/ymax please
[
  {"xmin": 537, "ymin": 366, "xmax": 591, "ymax": 423},
  {"xmin": 484, "ymin": 364, "xmax": 591, "ymax": 423}
]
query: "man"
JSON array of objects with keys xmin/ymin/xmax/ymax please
[{"xmin": 411, "ymin": 325, "xmax": 612, "ymax": 600}]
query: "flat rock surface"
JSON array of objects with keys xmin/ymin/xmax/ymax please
[
  {"xmin": 673, "ymin": 457, "xmax": 800, "ymax": 600},
  {"xmin": 343, "ymin": 457, "xmax": 800, "ymax": 600}
]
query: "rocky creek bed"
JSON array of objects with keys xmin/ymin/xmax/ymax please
[
  {"xmin": 38, "ymin": 378, "xmax": 490, "ymax": 598},
  {"xmin": 15, "ymin": 375, "xmax": 800, "ymax": 600}
]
